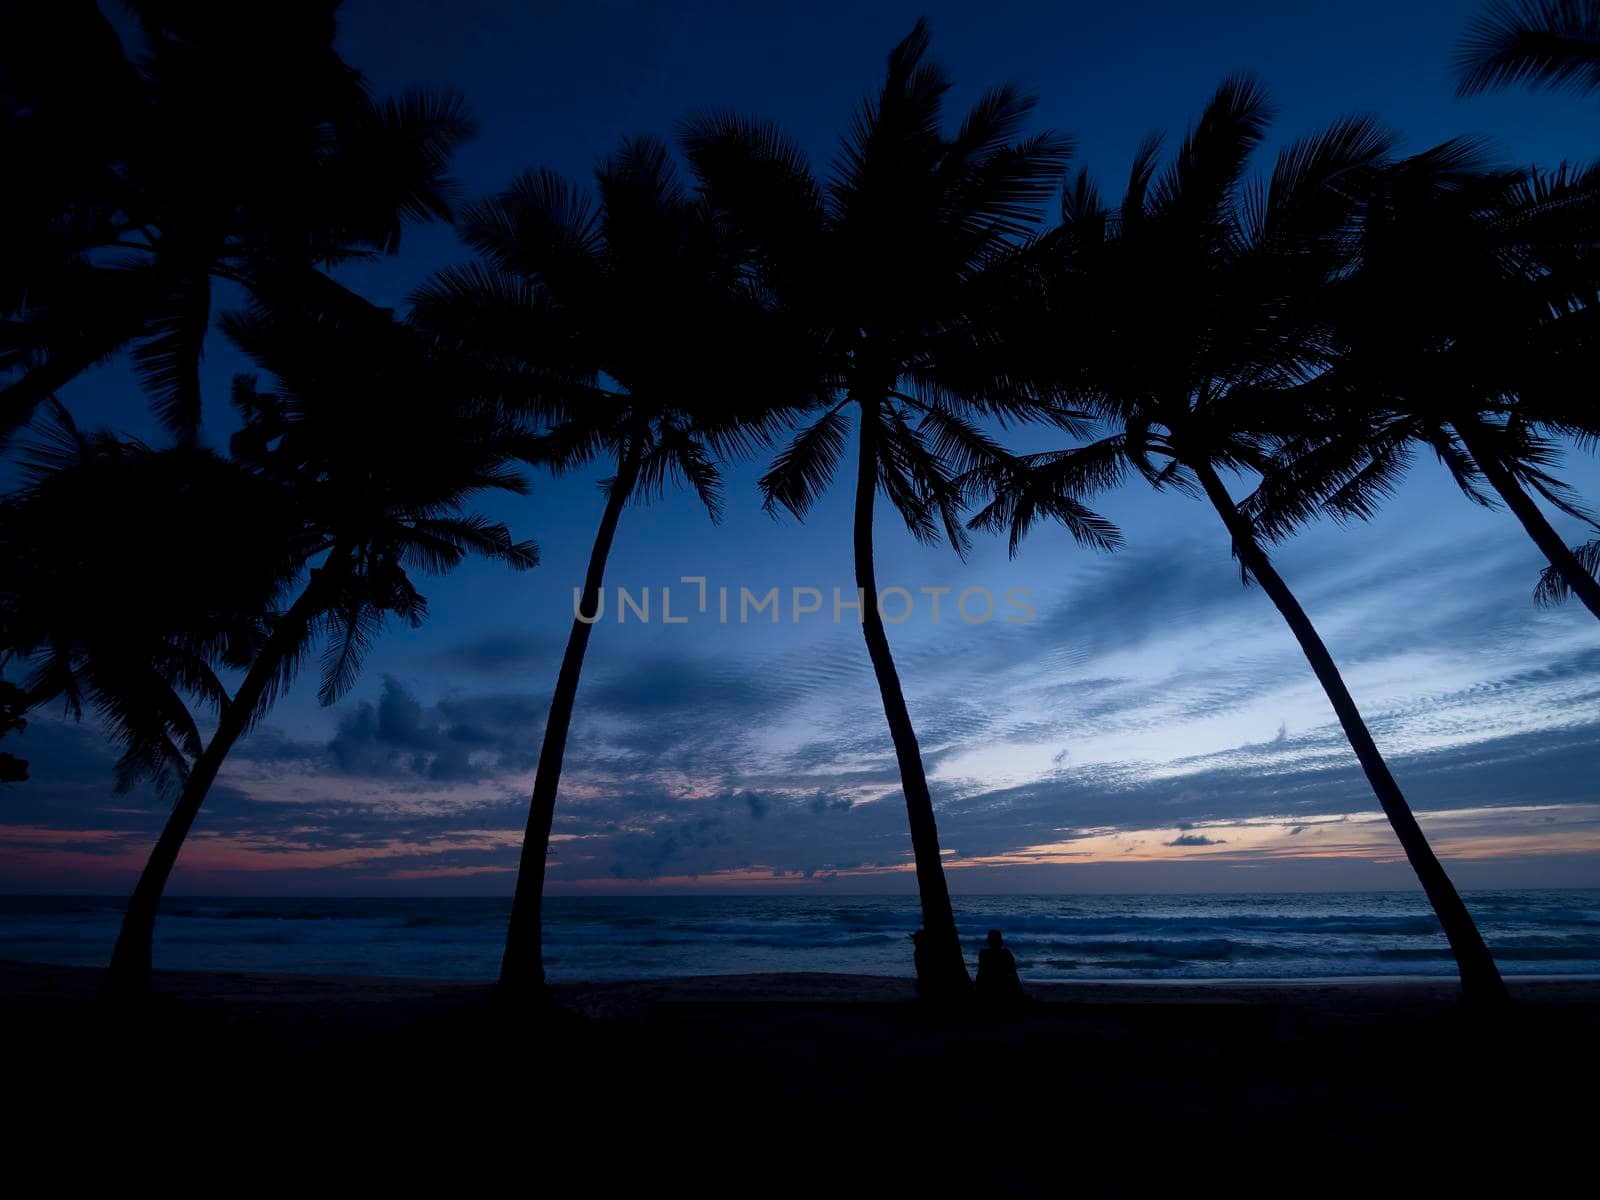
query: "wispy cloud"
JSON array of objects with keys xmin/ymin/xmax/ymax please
[{"xmin": 6, "ymin": 508, "xmax": 1598, "ymax": 892}]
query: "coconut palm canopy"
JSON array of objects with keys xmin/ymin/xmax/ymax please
[
  {"xmin": 4, "ymin": 0, "xmax": 1599, "ymax": 910},
  {"xmin": 0, "ymin": 1, "xmax": 473, "ymax": 441}
]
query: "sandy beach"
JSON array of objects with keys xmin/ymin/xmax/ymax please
[{"xmin": 6, "ymin": 960, "xmax": 1595, "ymax": 1188}]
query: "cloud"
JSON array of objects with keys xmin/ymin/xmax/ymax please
[
  {"xmin": 431, "ymin": 631, "xmax": 561, "ymax": 676},
  {"xmin": 589, "ymin": 786, "xmax": 897, "ymax": 881},
  {"xmin": 326, "ymin": 677, "xmax": 545, "ymax": 782},
  {"xmin": 7, "ymin": 504, "xmax": 1600, "ymax": 894},
  {"xmin": 10, "ymin": 699, "xmax": 1600, "ymax": 891}
]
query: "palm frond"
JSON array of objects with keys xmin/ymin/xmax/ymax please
[
  {"xmin": 598, "ymin": 135, "xmax": 692, "ymax": 270},
  {"xmin": 1425, "ymin": 426, "xmax": 1499, "ymax": 507},
  {"xmin": 946, "ymin": 83, "xmax": 1037, "ymax": 166},
  {"xmin": 639, "ymin": 425, "xmax": 725, "ymax": 521},
  {"xmin": 1535, "ymin": 537, "xmax": 1600, "ymax": 605},
  {"xmin": 759, "ymin": 403, "xmax": 850, "ymax": 519},
  {"xmin": 912, "ymin": 402, "xmax": 1011, "ymax": 476},
  {"xmin": 1260, "ymin": 114, "xmax": 1396, "ymax": 244},
  {"xmin": 371, "ymin": 87, "xmax": 477, "ymax": 228},
  {"xmin": 316, "ymin": 602, "xmax": 386, "ymax": 708},
  {"xmin": 1513, "ymin": 453, "xmax": 1598, "ymax": 524},
  {"xmin": 14, "ymin": 400, "xmax": 95, "ymax": 483},
  {"xmin": 678, "ymin": 108, "xmax": 827, "ymax": 273},
  {"xmin": 831, "ymin": 18, "xmax": 949, "ymax": 214},
  {"xmin": 1061, "ymin": 166, "xmax": 1106, "ymax": 237},
  {"xmin": 878, "ymin": 404, "xmax": 968, "ymax": 554},
  {"xmin": 1456, "ymin": 0, "xmax": 1600, "ymax": 95},
  {"xmin": 130, "ymin": 267, "xmax": 210, "ymax": 439},
  {"xmin": 458, "ymin": 168, "xmax": 601, "ymax": 281},
  {"xmin": 519, "ymin": 412, "xmax": 622, "ymax": 475},
  {"xmin": 401, "ymin": 515, "xmax": 540, "ymax": 575},
  {"xmin": 1246, "ymin": 415, "xmax": 1418, "ymax": 541},
  {"xmin": 1121, "ymin": 131, "xmax": 1165, "ymax": 227},
  {"xmin": 966, "ymin": 436, "xmax": 1127, "ymax": 556},
  {"xmin": 1150, "ymin": 75, "xmax": 1274, "ymax": 230},
  {"xmin": 945, "ymin": 128, "xmax": 1077, "ymax": 245},
  {"xmin": 0, "ymin": 268, "xmax": 152, "ymax": 443}
]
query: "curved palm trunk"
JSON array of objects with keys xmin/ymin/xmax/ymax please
[
  {"xmin": 105, "ymin": 702, "xmax": 250, "ymax": 992},
  {"xmin": 500, "ymin": 447, "xmax": 641, "ymax": 994},
  {"xmin": 1456, "ymin": 423, "xmax": 1600, "ymax": 622},
  {"xmin": 854, "ymin": 402, "xmax": 971, "ymax": 998},
  {"xmin": 105, "ymin": 582, "xmax": 327, "ymax": 994},
  {"xmin": 1195, "ymin": 463, "xmax": 1506, "ymax": 1005}
]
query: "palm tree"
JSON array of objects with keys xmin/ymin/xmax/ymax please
[
  {"xmin": 410, "ymin": 137, "xmax": 813, "ymax": 994},
  {"xmin": 0, "ymin": 0, "xmax": 473, "ymax": 441},
  {"xmin": 1454, "ymin": 6, "xmax": 1600, "ymax": 620},
  {"xmin": 1, "ymin": 412, "xmax": 294, "ymax": 796},
  {"xmin": 1, "ymin": 301, "xmax": 538, "ymax": 991},
  {"xmin": 976, "ymin": 79, "xmax": 1509, "ymax": 1003},
  {"xmin": 680, "ymin": 20, "xmax": 1104, "ymax": 998},
  {"xmin": 1457, "ymin": 0, "xmax": 1600, "ymax": 95},
  {"xmin": 1268, "ymin": 150, "xmax": 1600, "ymax": 621}
]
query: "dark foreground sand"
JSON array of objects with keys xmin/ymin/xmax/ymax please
[{"xmin": 7, "ymin": 961, "xmax": 1596, "ymax": 1190}]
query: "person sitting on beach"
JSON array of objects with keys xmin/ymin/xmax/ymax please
[{"xmin": 975, "ymin": 929, "xmax": 1024, "ymax": 1004}]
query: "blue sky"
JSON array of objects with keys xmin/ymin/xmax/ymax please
[{"xmin": 4, "ymin": 0, "xmax": 1598, "ymax": 894}]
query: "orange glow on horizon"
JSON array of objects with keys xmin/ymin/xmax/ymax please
[{"xmin": 4, "ymin": 802, "xmax": 1597, "ymax": 888}]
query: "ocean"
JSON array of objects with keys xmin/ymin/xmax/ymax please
[{"xmin": 3, "ymin": 890, "xmax": 1600, "ymax": 981}]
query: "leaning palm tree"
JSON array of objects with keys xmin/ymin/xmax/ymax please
[
  {"xmin": 0, "ymin": 0, "xmax": 473, "ymax": 440},
  {"xmin": 2, "ymin": 301, "xmax": 538, "ymax": 991},
  {"xmin": 1268, "ymin": 150, "xmax": 1600, "ymax": 620},
  {"xmin": 976, "ymin": 79, "xmax": 1508, "ymax": 1003},
  {"xmin": 680, "ymin": 20, "xmax": 1107, "ymax": 998},
  {"xmin": 1457, "ymin": 0, "xmax": 1600, "ymax": 96},
  {"xmin": 411, "ymin": 137, "xmax": 814, "ymax": 994}
]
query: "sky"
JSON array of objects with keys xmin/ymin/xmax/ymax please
[{"xmin": 3, "ymin": 0, "xmax": 1598, "ymax": 896}]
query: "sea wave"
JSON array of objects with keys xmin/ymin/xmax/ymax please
[{"xmin": 3, "ymin": 890, "xmax": 1598, "ymax": 981}]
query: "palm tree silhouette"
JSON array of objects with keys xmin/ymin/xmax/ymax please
[
  {"xmin": 411, "ymin": 137, "xmax": 812, "ymax": 993},
  {"xmin": 681, "ymin": 20, "xmax": 1093, "ymax": 997},
  {"xmin": 2, "ymin": 415, "xmax": 293, "ymax": 796},
  {"xmin": 1457, "ymin": 1, "xmax": 1600, "ymax": 95},
  {"xmin": 976, "ymin": 79, "xmax": 1508, "ymax": 1003},
  {"xmin": 2, "ymin": 300, "xmax": 538, "ymax": 991},
  {"xmin": 1265, "ymin": 149, "xmax": 1600, "ymax": 621},
  {"xmin": 0, "ymin": 1, "xmax": 472, "ymax": 441}
]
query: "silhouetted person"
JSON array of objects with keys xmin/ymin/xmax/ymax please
[
  {"xmin": 910, "ymin": 929, "xmax": 928, "ymax": 999},
  {"xmin": 975, "ymin": 929, "xmax": 1023, "ymax": 1005}
]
